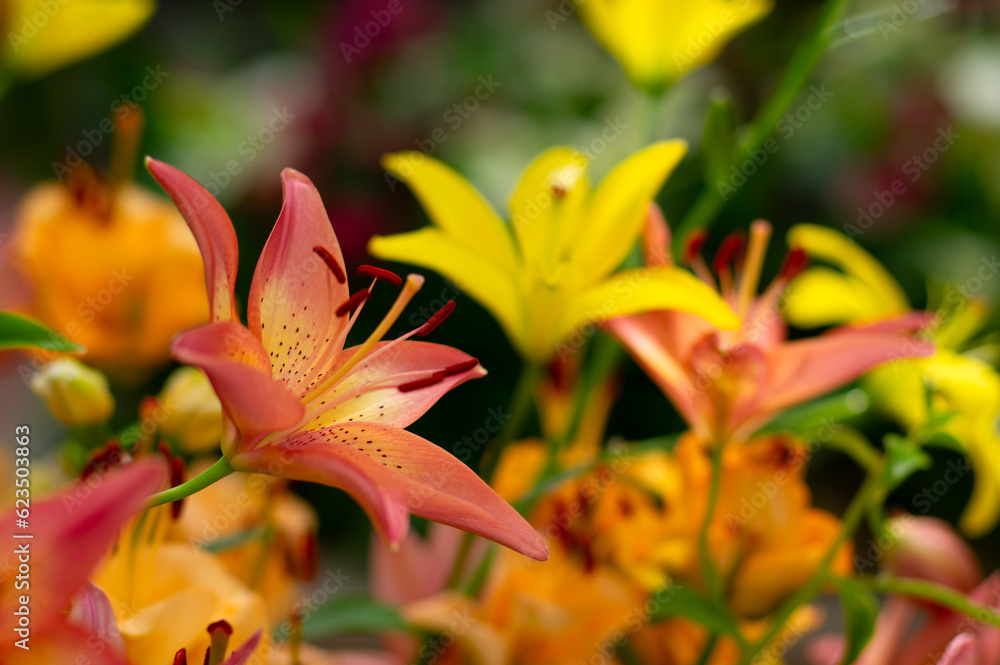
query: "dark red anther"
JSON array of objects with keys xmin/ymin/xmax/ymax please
[
  {"xmin": 416, "ymin": 300, "xmax": 456, "ymax": 336},
  {"xmin": 440, "ymin": 359, "xmax": 479, "ymax": 377},
  {"xmin": 207, "ymin": 620, "xmax": 233, "ymax": 636},
  {"xmin": 173, "ymin": 648, "xmax": 187, "ymax": 665},
  {"xmin": 357, "ymin": 264, "xmax": 403, "ymax": 286},
  {"xmin": 398, "ymin": 373, "xmax": 446, "ymax": 393},
  {"xmin": 712, "ymin": 231, "xmax": 747, "ymax": 274},
  {"xmin": 82, "ymin": 440, "xmax": 125, "ymax": 480},
  {"xmin": 313, "ymin": 246, "xmax": 346, "ymax": 284},
  {"xmin": 299, "ymin": 532, "xmax": 319, "ymax": 582},
  {"xmin": 780, "ymin": 247, "xmax": 809, "ymax": 280},
  {"xmin": 682, "ymin": 230, "xmax": 708, "ymax": 264},
  {"xmin": 335, "ymin": 289, "xmax": 370, "ymax": 317}
]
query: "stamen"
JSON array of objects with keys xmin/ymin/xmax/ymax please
[
  {"xmin": 173, "ymin": 649, "xmax": 187, "ymax": 665},
  {"xmin": 780, "ymin": 247, "xmax": 809, "ymax": 280},
  {"xmin": 159, "ymin": 443, "xmax": 186, "ymax": 519},
  {"xmin": 358, "ymin": 264, "xmax": 402, "ymax": 286},
  {"xmin": 398, "ymin": 374, "xmax": 446, "ymax": 392},
  {"xmin": 440, "ymin": 358, "xmax": 479, "ymax": 377},
  {"xmin": 306, "ymin": 274, "xmax": 424, "ymax": 399},
  {"xmin": 205, "ymin": 620, "xmax": 233, "ymax": 665},
  {"xmin": 313, "ymin": 246, "xmax": 346, "ymax": 284},
  {"xmin": 81, "ymin": 440, "xmax": 125, "ymax": 480},
  {"xmin": 682, "ymin": 230, "xmax": 707, "ymax": 265},
  {"xmin": 713, "ymin": 231, "xmax": 747, "ymax": 274},
  {"xmin": 336, "ymin": 289, "xmax": 370, "ymax": 317},
  {"xmin": 736, "ymin": 220, "xmax": 772, "ymax": 319},
  {"xmin": 416, "ymin": 300, "xmax": 456, "ymax": 336}
]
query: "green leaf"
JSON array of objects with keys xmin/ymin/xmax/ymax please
[
  {"xmin": 301, "ymin": 594, "xmax": 407, "ymax": 640},
  {"xmin": 830, "ymin": 577, "xmax": 879, "ymax": 665},
  {"xmin": 758, "ymin": 390, "xmax": 867, "ymax": 438},
  {"xmin": 649, "ymin": 584, "xmax": 742, "ymax": 639},
  {"xmin": 0, "ymin": 312, "xmax": 83, "ymax": 353},
  {"xmin": 883, "ymin": 435, "xmax": 932, "ymax": 492}
]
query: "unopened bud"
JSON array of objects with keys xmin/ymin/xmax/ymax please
[
  {"xmin": 884, "ymin": 515, "xmax": 982, "ymax": 592},
  {"xmin": 158, "ymin": 367, "xmax": 222, "ymax": 453},
  {"xmin": 29, "ymin": 358, "xmax": 114, "ymax": 426}
]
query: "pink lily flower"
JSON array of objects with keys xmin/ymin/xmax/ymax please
[
  {"xmin": 0, "ymin": 459, "xmax": 164, "ymax": 665},
  {"xmin": 605, "ymin": 208, "xmax": 934, "ymax": 443},
  {"xmin": 147, "ymin": 158, "xmax": 547, "ymax": 561}
]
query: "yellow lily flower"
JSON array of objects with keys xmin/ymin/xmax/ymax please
[
  {"xmin": 3, "ymin": 0, "xmax": 154, "ymax": 77},
  {"xmin": 578, "ymin": 0, "xmax": 773, "ymax": 94},
  {"xmin": 370, "ymin": 143, "xmax": 739, "ymax": 362},
  {"xmin": 785, "ymin": 224, "xmax": 1000, "ymax": 536},
  {"xmin": 94, "ymin": 505, "xmax": 270, "ymax": 663}
]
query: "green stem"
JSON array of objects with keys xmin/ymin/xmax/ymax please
[
  {"xmin": 738, "ymin": 459, "xmax": 883, "ymax": 665},
  {"xmin": 445, "ymin": 531, "xmax": 475, "ymax": 590},
  {"xmin": 695, "ymin": 634, "xmax": 720, "ymax": 665},
  {"xmin": 672, "ymin": 0, "xmax": 855, "ymax": 253},
  {"xmin": 479, "ymin": 363, "xmax": 544, "ymax": 482},
  {"xmin": 639, "ymin": 90, "xmax": 666, "ymax": 148},
  {"xmin": 856, "ymin": 575, "xmax": 1000, "ymax": 629},
  {"xmin": 145, "ymin": 456, "xmax": 235, "ymax": 508},
  {"xmin": 698, "ymin": 442, "xmax": 725, "ymax": 603}
]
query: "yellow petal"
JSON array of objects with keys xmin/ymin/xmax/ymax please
[
  {"xmin": 5, "ymin": 0, "xmax": 155, "ymax": 77},
  {"xmin": 864, "ymin": 360, "xmax": 930, "ymax": 431},
  {"xmin": 960, "ymin": 431, "xmax": 1000, "ymax": 537},
  {"xmin": 936, "ymin": 298, "xmax": 992, "ymax": 350},
  {"xmin": 509, "ymin": 147, "xmax": 588, "ymax": 272},
  {"xmin": 579, "ymin": 0, "xmax": 772, "ymax": 92},
  {"xmin": 382, "ymin": 152, "xmax": 518, "ymax": 272},
  {"xmin": 368, "ymin": 227, "xmax": 525, "ymax": 348},
  {"xmin": 787, "ymin": 224, "xmax": 910, "ymax": 324},
  {"xmin": 557, "ymin": 266, "xmax": 738, "ymax": 354},
  {"xmin": 784, "ymin": 266, "xmax": 904, "ymax": 328},
  {"xmin": 571, "ymin": 141, "xmax": 687, "ymax": 280}
]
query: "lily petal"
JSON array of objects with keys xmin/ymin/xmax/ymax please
[
  {"xmin": 305, "ymin": 340, "xmax": 486, "ymax": 430},
  {"xmin": 783, "ymin": 266, "xmax": 899, "ymax": 328},
  {"xmin": 509, "ymin": 147, "xmax": 588, "ymax": 269},
  {"xmin": 236, "ymin": 424, "xmax": 548, "ymax": 560},
  {"xmin": 0, "ymin": 459, "xmax": 164, "ymax": 637},
  {"xmin": 222, "ymin": 630, "xmax": 263, "ymax": 665},
  {"xmin": 605, "ymin": 312, "xmax": 708, "ymax": 436},
  {"xmin": 787, "ymin": 224, "xmax": 910, "ymax": 323},
  {"xmin": 381, "ymin": 152, "xmax": 519, "ymax": 272},
  {"xmin": 68, "ymin": 582, "xmax": 126, "ymax": 657},
  {"xmin": 247, "ymin": 169, "xmax": 352, "ymax": 392},
  {"xmin": 565, "ymin": 266, "xmax": 738, "ymax": 353},
  {"xmin": 734, "ymin": 325, "xmax": 934, "ymax": 435},
  {"xmin": 369, "ymin": 228, "xmax": 524, "ymax": 348},
  {"xmin": 572, "ymin": 141, "xmax": 687, "ymax": 278},
  {"xmin": 147, "ymin": 158, "xmax": 240, "ymax": 323},
  {"xmin": 172, "ymin": 321, "xmax": 305, "ymax": 453}
]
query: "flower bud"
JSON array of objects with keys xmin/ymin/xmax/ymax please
[
  {"xmin": 883, "ymin": 515, "xmax": 982, "ymax": 592},
  {"xmin": 158, "ymin": 367, "xmax": 222, "ymax": 453},
  {"xmin": 29, "ymin": 358, "xmax": 114, "ymax": 426}
]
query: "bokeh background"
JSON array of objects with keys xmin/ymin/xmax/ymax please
[{"xmin": 2, "ymin": 0, "xmax": 999, "ymax": 585}]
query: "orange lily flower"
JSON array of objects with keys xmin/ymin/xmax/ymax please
[
  {"xmin": 606, "ymin": 208, "xmax": 935, "ymax": 443},
  {"xmin": 147, "ymin": 159, "xmax": 546, "ymax": 561}
]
